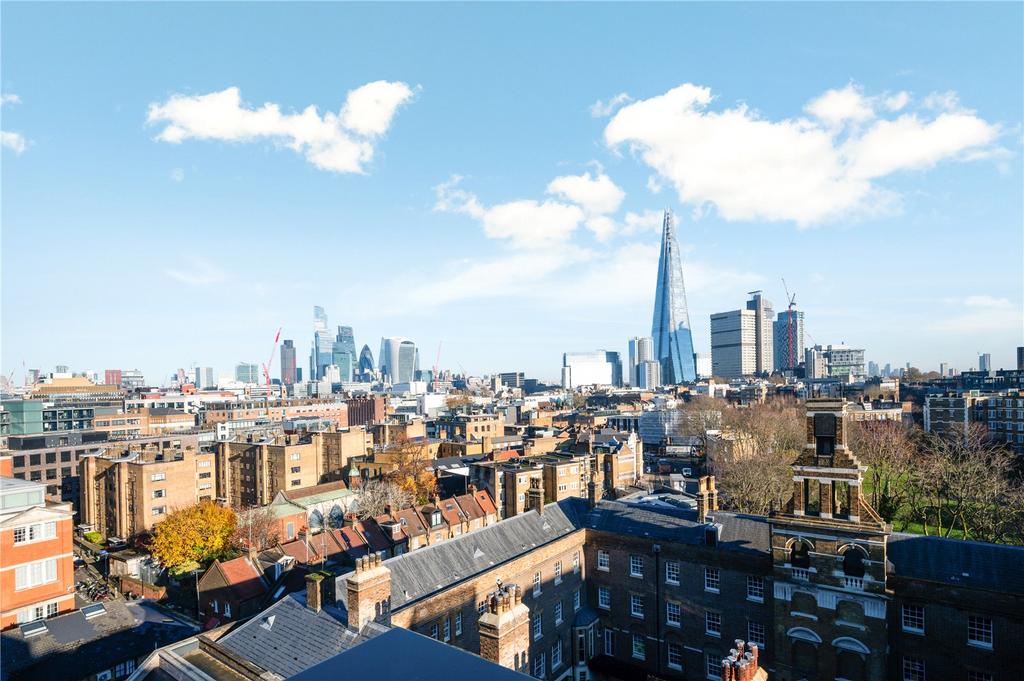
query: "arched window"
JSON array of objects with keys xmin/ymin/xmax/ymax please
[
  {"xmin": 791, "ymin": 540, "xmax": 811, "ymax": 568},
  {"xmin": 842, "ymin": 547, "xmax": 866, "ymax": 578},
  {"xmin": 308, "ymin": 509, "xmax": 324, "ymax": 531}
]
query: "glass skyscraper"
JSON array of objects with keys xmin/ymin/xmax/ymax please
[
  {"xmin": 651, "ymin": 210, "xmax": 697, "ymax": 384},
  {"xmin": 332, "ymin": 325, "xmax": 356, "ymax": 382}
]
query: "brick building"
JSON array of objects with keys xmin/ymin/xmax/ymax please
[
  {"xmin": 79, "ymin": 441, "xmax": 216, "ymax": 539},
  {"xmin": 346, "ymin": 395, "xmax": 386, "ymax": 427},
  {"xmin": 0, "ymin": 458, "xmax": 76, "ymax": 629}
]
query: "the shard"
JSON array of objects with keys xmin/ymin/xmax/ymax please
[{"xmin": 651, "ymin": 209, "xmax": 697, "ymax": 383}]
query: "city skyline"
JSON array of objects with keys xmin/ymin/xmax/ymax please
[{"xmin": 3, "ymin": 3, "xmax": 1022, "ymax": 383}]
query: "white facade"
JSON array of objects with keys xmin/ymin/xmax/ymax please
[
  {"xmin": 710, "ymin": 309, "xmax": 757, "ymax": 378},
  {"xmin": 627, "ymin": 336, "xmax": 654, "ymax": 386},
  {"xmin": 694, "ymin": 353, "xmax": 712, "ymax": 379},
  {"xmin": 746, "ymin": 292, "xmax": 774, "ymax": 374},
  {"xmin": 562, "ymin": 351, "xmax": 617, "ymax": 388},
  {"xmin": 636, "ymin": 360, "xmax": 662, "ymax": 390}
]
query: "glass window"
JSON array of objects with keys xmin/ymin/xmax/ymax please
[
  {"xmin": 573, "ymin": 589, "xmax": 581, "ymax": 611},
  {"xmin": 632, "ymin": 634, "xmax": 646, "ymax": 660},
  {"xmin": 665, "ymin": 560, "xmax": 680, "ymax": 584},
  {"xmin": 747, "ymin": 621, "xmax": 766, "ymax": 648},
  {"xmin": 666, "ymin": 601, "xmax": 681, "ymax": 627},
  {"xmin": 554, "ymin": 561, "xmax": 562, "ymax": 584},
  {"xmin": 706, "ymin": 654, "xmax": 722, "ymax": 680},
  {"xmin": 455, "ymin": 612, "xmax": 462, "ymax": 636},
  {"xmin": 704, "ymin": 567, "xmax": 720, "ymax": 592},
  {"xmin": 747, "ymin": 576, "xmax": 764, "ymax": 601},
  {"xmin": 901, "ymin": 604, "xmax": 925, "ymax": 633},
  {"xmin": 967, "ymin": 616, "xmax": 992, "ymax": 648},
  {"xmin": 705, "ymin": 611, "xmax": 721, "ymax": 636},
  {"xmin": 629, "ymin": 554, "xmax": 643, "ymax": 577},
  {"xmin": 533, "ymin": 652, "xmax": 545, "ymax": 679},
  {"xmin": 555, "ymin": 601, "xmax": 563, "ymax": 624},
  {"xmin": 533, "ymin": 571, "xmax": 542, "ymax": 596},
  {"xmin": 597, "ymin": 550, "xmax": 609, "ymax": 571},
  {"xmin": 902, "ymin": 657, "xmax": 925, "ymax": 681},
  {"xmin": 598, "ymin": 586, "xmax": 611, "ymax": 610},
  {"xmin": 603, "ymin": 629, "xmax": 613, "ymax": 655},
  {"xmin": 430, "ymin": 623, "xmax": 438, "ymax": 639},
  {"xmin": 667, "ymin": 640, "xmax": 683, "ymax": 670},
  {"xmin": 630, "ymin": 594, "xmax": 644, "ymax": 618},
  {"xmin": 533, "ymin": 614, "xmax": 542, "ymax": 640},
  {"xmin": 573, "ymin": 552, "xmax": 580, "ymax": 573},
  {"xmin": 443, "ymin": 617, "xmax": 451, "ymax": 642},
  {"xmin": 551, "ymin": 640, "xmax": 562, "ymax": 669}
]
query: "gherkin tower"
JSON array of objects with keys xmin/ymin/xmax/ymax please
[{"xmin": 651, "ymin": 209, "xmax": 696, "ymax": 383}]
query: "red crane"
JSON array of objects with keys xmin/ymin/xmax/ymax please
[
  {"xmin": 782, "ymin": 279, "xmax": 797, "ymax": 370},
  {"xmin": 261, "ymin": 327, "xmax": 283, "ymax": 396}
]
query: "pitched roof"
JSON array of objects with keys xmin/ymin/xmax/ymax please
[
  {"xmin": 391, "ymin": 506, "xmax": 428, "ymax": 538},
  {"xmin": 454, "ymin": 493, "xmax": 485, "ymax": 522},
  {"xmin": 888, "ymin": 532, "xmax": 1024, "ymax": 594},
  {"xmin": 278, "ymin": 538, "xmax": 321, "ymax": 564},
  {"xmin": 338, "ymin": 500, "xmax": 582, "ymax": 611},
  {"xmin": 214, "ymin": 557, "xmax": 268, "ymax": 602},
  {"xmin": 474, "ymin": 489, "xmax": 497, "ymax": 515},
  {"xmin": 281, "ymin": 480, "xmax": 349, "ymax": 506},
  {"xmin": 216, "ymin": 592, "xmax": 381, "ymax": 678},
  {"xmin": 356, "ymin": 519, "xmax": 392, "ymax": 553}
]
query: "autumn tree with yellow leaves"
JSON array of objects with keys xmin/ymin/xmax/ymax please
[{"xmin": 151, "ymin": 502, "xmax": 236, "ymax": 575}]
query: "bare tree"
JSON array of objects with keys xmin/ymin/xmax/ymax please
[
  {"xmin": 848, "ymin": 419, "xmax": 915, "ymax": 521},
  {"xmin": 231, "ymin": 505, "xmax": 279, "ymax": 552},
  {"xmin": 355, "ymin": 479, "xmax": 413, "ymax": 519}
]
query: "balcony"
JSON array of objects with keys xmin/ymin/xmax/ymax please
[
  {"xmin": 791, "ymin": 568, "xmax": 810, "ymax": 582},
  {"xmin": 843, "ymin": 576, "xmax": 864, "ymax": 590}
]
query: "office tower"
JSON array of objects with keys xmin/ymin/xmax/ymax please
[
  {"xmin": 651, "ymin": 210, "xmax": 697, "ymax": 384},
  {"xmin": 193, "ymin": 366, "xmax": 215, "ymax": 389},
  {"xmin": 358, "ymin": 345, "xmax": 375, "ymax": 380},
  {"xmin": 628, "ymin": 336, "xmax": 653, "ymax": 386},
  {"xmin": 379, "ymin": 337, "xmax": 418, "ymax": 384},
  {"xmin": 104, "ymin": 369, "xmax": 122, "ymax": 386},
  {"xmin": 235, "ymin": 363, "xmax": 260, "ymax": 384},
  {"xmin": 939, "ymin": 362, "xmax": 949, "ymax": 377},
  {"xmin": 772, "ymin": 309, "xmax": 805, "ymax": 372},
  {"xmin": 27, "ymin": 368, "xmax": 41, "ymax": 385},
  {"xmin": 332, "ymin": 326, "xmax": 356, "ymax": 382},
  {"xmin": 1018, "ymin": 346, "xmax": 1024, "ymax": 370},
  {"xmin": 561, "ymin": 351, "xmax": 623, "ymax": 389},
  {"xmin": 280, "ymin": 340, "xmax": 297, "ymax": 386},
  {"xmin": 498, "ymin": 372, "xmax": 525, "ymax": 388},
  {"xmin": 310, "ymin": 305, "xmax": 334, "ymax": 381},
  {"xmin": 979, "ymin": 353, "xmax": 992, "ymax": 373},
  {"xmin": 867, "ymin": 361, "xmax": 879, "ymax": 377},
  {"xmin": 804, "ymin": 344, "xmax": 866, "ymax": 382},
  {"xmin": 745, "ymin": 291, "xmax": 774, "ymax": 374},
  {"xmin": 710, "ymin": 309, "xmax": 757, "ymax": 378},
  {"xmin": 635, "ymin": 360, "xmax": 662, "ymax": 390},
  {"xmin": 883, "ymin": 363, "xmax": 892, "ymax": 377}
]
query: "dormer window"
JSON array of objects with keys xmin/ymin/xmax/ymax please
[{"xmin": 432, "ymin": 510, "xmax": 441, "ymax": 526}]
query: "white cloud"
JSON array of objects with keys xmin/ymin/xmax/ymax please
[
  {"xmin": 434, "ymin": 176, "xmax": 585, "ymax": 249},
  {"xmin": 622, "ymin": 209, "xmax": 664, "ymax": 235},
  {"xmin": 1, "ymin": 131, "xmax": 26, "ymax": 154},
  {"xmin": 589, "ymin": 92, "xmax": 632, "ymax": 118},
  {"xmin": 170, "ymin": 168, "xmax": 185, "ymax": 182},
  {"xmin": 147, "ymin": 82, "xmax": 415, "ymax": 173},
  {"xmin": 603, "ymin": 83, "xmax": 1002, "ymax": 226},
  {"xmin": 165, "ymin": 258, "xmax": 227, "ymax": 286},
  {"xmin": 928, "ymin": 295, "xmax": 1022, "ymax": 334},
  {"xmin": 964, "ymin": 295, "xmax": 1013, "ymax": 309},
  {"xmin": 884, "ymin": 91, "xmax": 910, "ymax": 111},
  {"xmin": 646, "ymin": 175, "xmax": 663, "ymax": 194},
  {"xmin": 805, "ymin": 84, "xmax": 874, "ymax": 127},
  {"xmin": 1, "ymin": 93, "xmax": 21, "ymax": 107},
  {"xmin": 546, "ymin": 172, "xmax": 625, "ymax": 215}
]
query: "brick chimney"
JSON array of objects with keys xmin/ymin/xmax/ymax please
[
  {"xmin": 305, "ymin": 573, "xmax": 323, "ymax": 613},
  {"xmin": 343, "ymin": 512, "xmax": 358, "ymax": 528},
  {"xmin": 345, "ymin": 552, "xmax": 391, "ymax": 631},
  {"xmin": 720, "ymin": 640, "xmax": 764, "ymax": 681},
  {"xmin": 696, "ymin": 475, "xmax": 719, "ymax": 523},
  {"xmin": 587, "ymin": 479, "xmax": 597, "ymax": 509},
  {"xmin": 478, "ymin": 584, "xmax": 530, "ymax": 671}
]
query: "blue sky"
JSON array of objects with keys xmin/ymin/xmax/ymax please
[{"xmin": 2, "ymin": 2, "xmax": 1022, "ymax": 384}]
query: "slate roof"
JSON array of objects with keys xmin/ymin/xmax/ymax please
[
  {"xmin": 215, "ymin": 591, "xmax": 383, "ymax": 678},
  {"xmin": 887, "ymin": 532, "xmax": 1024, "ymax": 594},
  {"xmin": 338, "ymin": 500, "xmax": 583, "ymax": 611},
  {"xmin": 289, "ymin": 626, "xmax": 529, "ymax": 681},
  {"xmin": 1, "ymin": 601, "xmax": 194, "ymax": 681}
]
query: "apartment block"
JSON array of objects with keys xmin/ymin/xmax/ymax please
[{"xmin": 79, "ymin": 442, "xmax": 217, "ymax": 539}]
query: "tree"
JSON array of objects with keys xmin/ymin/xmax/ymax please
[
  {"xmin": 383, "ymin": 435, "xmax": 438, "ymax": 504},
  {"xmin": 446, "ymin": 392, "xmax": 472, "ymax": 411},
  {"xmin": 355, "ymin": 479, "xmax": 413, "ymax": 519},
  {"xmin": 848, "ymin": 419, "xmax": 915, "ymax": 521},
  {"xmin": 151, "ymin": 502, "xmax": 236, "ymax": 575},
  {"xmin": 231, "ymin": 505, "xmax": 279, "ymax": 552}
]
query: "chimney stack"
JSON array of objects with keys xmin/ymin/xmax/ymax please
[
  {"xmin": 478, "ymin": 582, "xmax": 530, "ymax": 670},
  {"xmin": 587, "ymin": 479, "xmax": 597, "ymax": 509},
  {"xmin": 346, "ymin": 551, "xmax": 391, "ymax": 631},
  {"xmin": 697, "ymin": 475, "xmax": 719, "ymax": 523},
  {"xmin": 305, "ymin": 573, "xmax": 323, "ymax": 613}
]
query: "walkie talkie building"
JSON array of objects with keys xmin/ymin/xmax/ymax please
[{"xmin": 651, "ymin": 209, "xmax": 697, "ymax": 384}]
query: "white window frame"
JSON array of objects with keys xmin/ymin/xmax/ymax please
[
  {"xmin": 533, "ymin": 571, "xmax": 542, "ymax": 596},
  {"xmin": 533, "ymin": 613, "xmax": 542, "ymax": 640},
  {"xmin": 901, "ymin": 604, "xmax": 925, "ymax": 634},
  {"xmin": 666, "ymin": 600, "xmax": 681, "ymax": 627},
  {"xmin": 443, "ymin": 617, "xmax": 451, "ymax": 642},
  {"xmin": 631, "ymin": 633, "xmax": 646, "ymax": 660},
  {"xmin": 706, "ymin": 654, "xmax": 722, "ymax": 681},
  {"xmin": 705, "ymin": 611, "xmax": 721, "ymax": 637},
  {"xmin": 630, "ymin": 594, "xmax": 644, "ymax": 619},
  {"xmin": 597, "ymin": 550, "xmax": 609, "ymax": 571},
  {"xmin": 573, "ymin": 589, "xmax": 581, "ymax": 611},
  {"xmin": 554, "ymin": 561, "xmax": 562, "ymax": 585},
  {"xmin": 629, "ymin": 554, "xmax": 643, "ymax": 578},
  {"xmin": 555, "ymin": 601, "xmax": 563, "ymax": 625},
  {"xmin": 455, "ymin": 612, "xmax": 462, "ymax": 636},
  {"xmin": 534, "ymin": 652, "xmax": 545, "ymax": 679},
  {"xmin": 746, "ymin": 576, "xmax": 764, "ymax": 602},
  {"xmin": 967, "ymin": 615, "xmax": 992, "ymax": 649},
  {"xmin": 665, "ymin": 560, "xmax": 680, "ymax": 585},
  {"xmin": 551, "ymin": 640, "xmax": 562, "ymax": 669},
  {"xmin": 430, "ymin": 623, "xmax": 439, "ymax": 639},
  {"xmin": 667, "ymin": 640, "xmax": 683, "ymax": 670},
  {"xmin": 747, "ymin": 620, "xmax": 766, "ymax": 648},
  {"xmin": 598, "ymin": 586, "xmax": 611, "ymax": 610},
  {"xmin": 14, "ymin": 558, "xmax": 57, "ymax": 591},
  {"xmin": 704, "ymin": 567, "xmax": 720, "ymax": 593},
  {"xmin": 603, "ymin": 628, "xmax": 613, "ymax": 655},
  {"xmin": 902, "ymin": 657, "xmax": 925, "ymax": 681}
]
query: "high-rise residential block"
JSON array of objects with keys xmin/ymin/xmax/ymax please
[
  {"xmin": 710, "ymin": 309, "xmax": 757, "ymax": 378},
  {"xmin": 193, "ymin": 366, "xmax": 215, "ymax": 389},
  {"xmin": 627, "ymin": 337, "xmax": 653, "ymax": 386},
  {"xmin": 746, "ymin": 291, "xmax": 774, "ymax": 374},
  {"xmin": 635, "ymin": 360, "xmax": 661, "ymax": 390},
  {"xmin": 979, "ymin": 353, "xmax": 992, "ymax": 373},
  {"xmin": 772, "ymin": 309, "xmax": 805, "ymax": 372},
  {"xmin": 651, "ymin": 210, "xmax": 696, "ymax": 384}
]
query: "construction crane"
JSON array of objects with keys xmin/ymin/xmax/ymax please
[
  {"xmin": 432, "ymin": 341, "xmax": 443, "ymax": 393},
  {"xmin": 782, "ymin": 278, "xmax": 797, "ymax": 370},
  {"xmin": 261, "ymin": 327, "xmax": 283, "ymax": 399}
]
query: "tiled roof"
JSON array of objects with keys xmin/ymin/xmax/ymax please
[
  {"xmin": 454, "ymin": 493, "xmax": 485, "ymax": 521},
  {"xmin": 280, "ymin": 480, "xmax": 351, "ymax": 507},
  {"xmin": 215, "ymin": 557, "xmax": 268, "ymax": 602},
  {"xmin": 278, "ymin": 539, "xmax": 320, "ymax": 564},
  {"xmin": 474, "ymin": 489, "xmax": 497, "ymax": 515}
]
